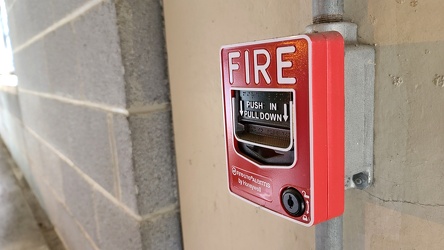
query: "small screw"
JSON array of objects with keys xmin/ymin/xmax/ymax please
[{"xmin": 352, "ymin": 172, "xmax": 369, "ymax": 189}]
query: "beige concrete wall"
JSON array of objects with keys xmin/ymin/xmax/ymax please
[
  {"xmin": 165, "ymin": 0, "xmax": 444, "ymax": 249},
  {"xmin": 163, "ymin": 1, "xmax": 314, "ymax": 249},
  {"xmin": 344, "ymin": 0, "xmax": 444, "ymax": 249}
]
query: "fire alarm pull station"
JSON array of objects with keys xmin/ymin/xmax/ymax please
[{"xmin": 221, "ymin": 32, "xmax": 344, "ymax": 226}]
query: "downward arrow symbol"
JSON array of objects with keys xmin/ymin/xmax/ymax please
[
  {"xmin": 239, "ymin": 101, "xmax": 244, "ymax": 116},
  {"xmin": 283, "ymin": 103, "xmax": 288, "ymax": 122}
]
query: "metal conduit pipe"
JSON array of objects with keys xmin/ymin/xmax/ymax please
[
  {"xmin": 312, "ymin": 0, "xmax": 344, "ymax": 23},
  {"xmin": 312, "ymin": 0, "xmax": 344, "ymax": 249},
  {"xmin": 315, "ymin": 216, "xmax": 343, "ymax": 250}
]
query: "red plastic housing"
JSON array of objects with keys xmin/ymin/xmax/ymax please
[{"xmin": 220, "ymin": 32, "xmax": 344, "ymax": 226}]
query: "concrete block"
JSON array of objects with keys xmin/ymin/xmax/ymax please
[
  {"xmin": 55, "ymin": 201, "xmax": 96, "ymax": 250},
  {"xmin": 20, "ymin": 140, "xmax": 44, "ymax": 204},
  {"xmin": 0, "ymin": 92, "xmax": 9, "ymax": 115},
  {"xmin": 19, "ymin": 92, "xmax": 70, "ymax": 157},
  {"xmin": 6, "ymin": 3, "xmax": 26, "ymax": 48},
  {"xmin": 112, "ymin": 114, "xmax": 138, "ymax": 212},
  {"xmin": 141, "ymin": 211, "xmax": 182, "ymax": 250},
  {"xmin": 14, "ymin": 40, "xmax": 52, "ymax": 93},
  {"xmin": 43, "ymin": 23, "xmax": 82, "ymax": 99},
  {"xmin": 115, "ymin": 0, "xmax": 170, "ymax": 107},
  {"xmin": 0, "ymin": 114, "xmax": 36, "ymax": 201},
  {"xmin": 66, "ymin": 104, "xmax": 115, "ymax": 194},
  {"xmin": 129, "ymin": 112, "xmax": 178, "ymax": 215},
  {"xmin": 23, "ymin": 130, "xmax": 44, "ymax": 181},
  {"xmin": 19, "ymin": 92, "xmax": 116, "ymax": 194},
  {"xmin": 37, "ymin": 160, "xmax": 95, "ymax": 250},
  {"xmin": 18, "ymin": 176, "xmax": 66, "ymax": 250},
  {"xmin": 5, "ymin": 118, "xmax": 29, "ymax": 183},
  {"xmin": 5, "ymin": 92, "xmax": 22, "ymax": 120},
  {"xmin": 0, "ymin": 144, "xmax": 22, "ymax": 194},
  {"xmin": 72, "ymin": 2, "xmax": 126, "ymax": 107},
  {"xmin": 51, "ymin": 0, "xmax": 89, "ymax": 23},
  {"xmin": 39, "ymin": 141, "xmax": 65, "ymax": 202},
  {"xmin": 61, "ymin": 163, "xmax": 98, "ymax": 243},
  {"xmin": 94, "ymin": 190, "xmax": 142, "ymax": 250},
  {"xmin": 9, "ymin": 0, "xmax": 54, "ymax": 47},
  {"xmin": 38, "ymin": 181, "xmax": 60, "ymax": 226},
  {"xmin": 4, "ymin": 0, "xmax": 15, "ymax": 8},
  {"xmin": 0, "ymin": 91, "xmax": 21, "ymax": 120},
  {"xmin": 5, "ymin": 10, "xmax": 19, "ymax": 50}
]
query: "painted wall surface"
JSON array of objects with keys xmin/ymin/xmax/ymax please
[
  {"xmin": 164, "ymin": 1, "xmax": 314, "ymax": 249},
  {"xmin": 344, "ymin": 1, "xmax": 444, "ymax": 249},
  {"xmin": 165, "ymin": 0, "xmax": 444, "ymax": 249}
]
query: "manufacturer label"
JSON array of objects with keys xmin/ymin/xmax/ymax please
[{"xmin": 231, "ymin": 166, "xmax": 273, "ymax": 201}]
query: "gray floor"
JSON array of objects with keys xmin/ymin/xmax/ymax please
[{"xmin": 0, "ymin": 144, "xmax": 50, "ymax": 250}]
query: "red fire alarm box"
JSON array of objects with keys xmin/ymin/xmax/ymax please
[{"xmin": 220, "ymin": 32, "xmax": 344, "ymax": 226}]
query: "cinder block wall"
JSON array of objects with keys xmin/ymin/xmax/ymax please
[
  {"xmin": 1, "ymin": 0, "xmax": 182, "ymax": 249},
  {"xmin": 0, "ymin": 86, "xmax": 29, "ymax": 178}
]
